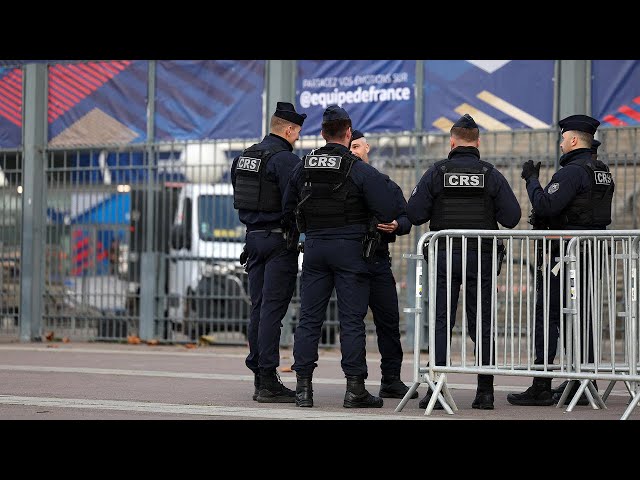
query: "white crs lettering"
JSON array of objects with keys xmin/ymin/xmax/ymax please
[
  {"xmin": 594, "ymin": 171, "xmax": 612, "ymax": 185},
  {"xmin": 237, "ymin": 157, "xmax": 261, "ymax": 172},
  {"xmin": 304, "ymin": 155, "xmax": 342, "ymax": 169},
  {"xmin": 444, "ymin": 173, "xmax": 485, "ymax": 188}
]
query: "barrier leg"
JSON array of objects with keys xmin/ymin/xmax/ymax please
[
  {"xmin": 621, "ymin": 390, "xmax": 640, "ymax": 420},
  {"xmin": 424, "ymin": 373, "xmax": 455, "ymax": 415},
  {"xmin": 602, "ymin": 380, "xmax": 616, "ymax": 403},
  {"xmin": 566, "ymin": 379, "xmax": 603, "ymax": 412},
  {"xmin": 555, "ymin": 379, "xmax": 577, "ymax": 408},
  {"xmin": 395, "ymin": 382, "xmax": 420, "ymax": 412},
  {"xmin": 586, "ymin": 380, "xmax": 607, "ymax": 409}
]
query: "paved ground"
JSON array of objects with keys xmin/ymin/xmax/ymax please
[{"xmin": 0, "ymin": 340, "xmax": 637, "ymax": 421}]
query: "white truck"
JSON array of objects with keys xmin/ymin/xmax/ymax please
[{"xmin": 166, "ymin": 182, "xmax": 250, "ymax": 339}]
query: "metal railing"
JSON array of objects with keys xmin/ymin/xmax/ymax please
[{"xmin": 396, "ymin": 229, "xmax": 639, "ymax": 420}]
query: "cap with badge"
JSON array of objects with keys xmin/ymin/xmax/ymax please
[
  {"xmin": 322, "ymin": 104, "xmax": 350, "ymax": 122},
  {"xmin": 558, "ymin": 114, "xmax": 600, "ymax": 135},
  {"xmin": 274, "ymin": 101, "xmax": 307, "ymax": 126},
  {"xmin": 351, "ymin": 129, "xmax": 365, "ymax": 141},
  {"xmin": 452, "ymin": 113, "xmax": 479, "ymax": 129}
]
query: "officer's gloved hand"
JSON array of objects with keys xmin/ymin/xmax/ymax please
[{"xmin": 521, "ymin": 160, "xmax": 541, "ymax": 183}]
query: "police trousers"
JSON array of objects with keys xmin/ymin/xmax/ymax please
[
  {"xmin": 435, "ymin": 249, "xmax": 494, "ymax": 368},
  {"xmin": 534, "ymin": 240, "xmax": 595, "ymax": 365},
  {"xmin": 292, "ymin": 238, "xmax": 371, "ymax": 377},
  {"xmin": 244, "ymin": 230, "xmax": 298, "ymax": 373},
  {"xmin": 368, "ymin": 251, "xmax": 403, "ymax": 377}
]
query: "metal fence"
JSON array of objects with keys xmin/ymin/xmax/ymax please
[
  {"xmin": 396, "ymin": 230, "xmax": 639, "ymax": 420},
  {"xmin": 1, "ymin": 126, "xmax": 640, "ymax": 349}
]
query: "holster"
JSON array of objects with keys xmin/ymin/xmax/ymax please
[
  {"xmin": 294, "ymin": 207, "xmax": 306, "ymax": 234},
  {"xmin": 362, "ymin": 231, "xmax": 381, "ymax": 263},
  {"xmin": 285, "ymin": 228, "xmax": 300, "ymax": 251},
  {"xmin": 239, "ymin": 244, "xmax": 248, "ymax": 267}
]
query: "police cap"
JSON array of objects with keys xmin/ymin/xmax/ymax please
[
  {"xmin": 452, "ymin": 113, "xmax": 478, "ymax": 129},
  {"xmin": 591, "ymin": 139, "xmax": 601, "ymax": 154},
  {"xmin": 558, "ymin": 114, "xmax": 600, "ymax": 135},
  {"xmin": 351, "ymin": 129, "xmax": 365, "ymax": 140},
  {"xmin": 323, "ymin": 105, "xmax": 350, "ymax": 122},
  {"xmin": 274, "ymin": 101, "xmax": 307, "ymax": 126}
]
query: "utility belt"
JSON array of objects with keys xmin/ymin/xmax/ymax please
[{"xmin": 247, "ymin": 228, "xmax": 283, "ymax": 234}]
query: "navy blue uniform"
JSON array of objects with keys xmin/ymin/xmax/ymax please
[
  {"xmin": 526, "ymin": 148, "xmax": 613, "ymax": 365},
  {"xmin": 283, "ymin": 143, "xmax": 403, "ymax": 377},
  {"xmin": 231, "ymin": 133, "xmax": 300, "ymax": 374},
  {"xmin": 368, "ymin": 180, "xmax": 412, "ymax": 377},
  {"xmin": 407, "ymin": 146, "xmax": 521, "ymax": 370}
]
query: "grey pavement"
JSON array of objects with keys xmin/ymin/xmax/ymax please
[{"xmin": 0, "ymin": 340, "xmax": 637, "ymax": 421}]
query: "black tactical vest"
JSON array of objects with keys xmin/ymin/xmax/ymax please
[
  {"xmin": 429, "ymin": 160, "xmax": 498, "ymax": 231},
  {"xmin": 551, "ymin": 160, "xmax": 614, "ymax": 229},
  {"xmin": 233, "ymin": 143, "xmax": 287, "ymax": 212},
  {"xmin": 295, "ymin": 148, "xmax": 369, "ymax": 232}
]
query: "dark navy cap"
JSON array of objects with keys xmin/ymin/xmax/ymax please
[
  {"xmin": 274, "ymin": 102, "xmax": 307, "ymax": 126},
  {"xmin": 323, "ymin": 105, "xmax": 350, "ymax": 122},
  {"xmin": 351, "ymin": 129, "xmax": 365, "ymax": 140},
  {"xmin": 452, "ymin": 113, "xmax": 478, "ymax": 129},
  {"xmin": 558, "ymin": 114, "xmax": 600, "ymax": 135},
  {"xmin": 591, "ymin": 139, "xmax": 601, "ymax": 154}
]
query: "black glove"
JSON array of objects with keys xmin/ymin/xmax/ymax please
[{"xmin": 521, "ymin": 160, "xmax": 541, "ymax": 182}]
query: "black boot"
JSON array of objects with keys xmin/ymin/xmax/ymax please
[
  {"xmin": 343, "ymin": 375, "xmax": 383, "ymax": 408},
  {"xmin": 418, "ymin": 387, "xmax": 444, "ymax": 410},
  {"xmin": 252, "ymin": 372, "xmax": 260, "ymax": 401},
  {"xmin": 256, "ymin": 369, "xmax": 295, "ymax": 403},
  {"xmin": 379, "ymin": 374, "xmax": 418, "ymax": 399},
  {"xmin": 295, "ymin": 374, "xmax": 313, "ymax": 408},
  {"xmin": 507, "ymin": 377, "xmax": 554, "ymax": 406},
  {"xmin": 552, "ymin": 380, "xmax": 598, "ymax": 406},
  {"xmin": 472, "ymin": 374, "xmax": 494, "ymax": 410}
]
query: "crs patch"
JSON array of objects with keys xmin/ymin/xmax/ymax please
[
  {"xmin": 237, "ymin": 156, "xmax": 261, "ymax": 172},
  {"xmin": 304, "ymin": 154, "xmax": 342, "ymax": 169},
  {"xmin": 444, "ymin": 173, "xmax": 484, "ymax": 187},
  {"xmin": 548, "ymin": 182, "xmax": 560, "ymax": 194},
  {"xmin": 594, "ymin": 171, "xmax": 612, "ymax": 185}
]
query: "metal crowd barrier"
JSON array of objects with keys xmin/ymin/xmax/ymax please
[{"xmin": 395, "ymin": 229, "xmax": 640, "ymax": 420}]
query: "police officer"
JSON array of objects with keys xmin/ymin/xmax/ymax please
[
  {"xmin": 507, "ymin": 115, "xmax": 614, "ymax": 407},
  {"xmin": 283, "ymin": 105, "xmax": 403, "ymax": 408},
  {"xmin": 549, "ymin": 136, "xmax": 605, "ymax": 405},
  {"xmin": 349, "ymin": 129, "xmax": 417, "ymax": 400},
  {"xmin": 231, "ymin": 101, "xmax": 306, "ymax": 403},
  {"xmin": 406, "ymin": 113, "xmax": 521, "ymax": 410}
]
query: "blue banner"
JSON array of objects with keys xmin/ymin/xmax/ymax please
[
  {"xmin": 592, "ymin": 60, "xmax": 640, "ymax": 127},
  {"xmin": 296, "ymin": 60, "xmax": 415, "ymax": 134},
  {"xmin": 48, "ymin": 61, "xmax": 148, "ymax": 146},
  {"xmin": 155, "ymin": 60, "xmax": 264, "ymax": 141},
  {"xmin": 0, "ymin": 66, "xmax": 22, "ymax": 148},
  {"xmin": 423, "ymin": 60, "xmax": 554, "ymax": 132}
]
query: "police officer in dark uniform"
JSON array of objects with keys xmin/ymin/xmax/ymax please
[
  {"xmin": 406, "ymin": 113, "xmax": 521, "ymax": 410},
  {"xmin": 349, "ymin": 129, "xmax": 417, "ymax": 400},
  {"xmin": 231, "ymin": 101, "xmax": 306, "ymax": 403},
  {"xmin": 283, "ymin": 106, "xmax": 403, "ymax": 408},
  {"xmin": 549, "ymin": 136, "xmax": 604, "ymax": 404},
  {"xmin": 507, "ymin": 115, "xmax": 614, "ymax": 406}
]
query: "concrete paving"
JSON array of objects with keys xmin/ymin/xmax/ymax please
[{"xmin": 0, "ymin": 340, "xmax": 637, "ymax": 421}]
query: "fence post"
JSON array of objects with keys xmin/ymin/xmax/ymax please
[
  {"xmin": 139, "ymin": 60, "xmax": 158, "ymax": 342},
  {"xmin": 19, "ymin": 63, "xmax": 47, "ymax": 342},
  {"xmin": 139, "ymin": 252, "xmax": 158, "ymax": 341}
]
